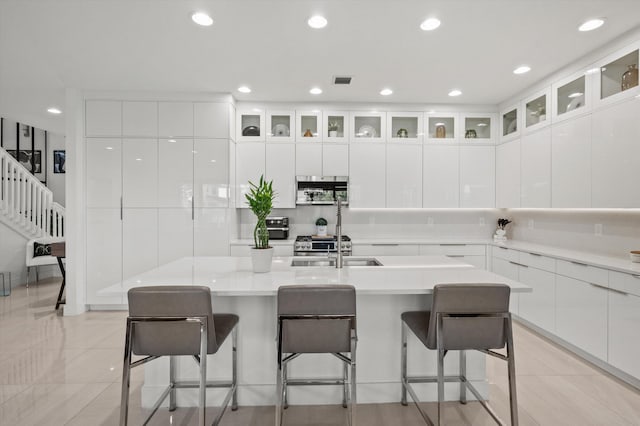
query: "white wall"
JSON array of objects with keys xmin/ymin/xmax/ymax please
[
  {"xmin": 46, "ymin": 132, "xmax": 65, "ymax": 205},
  {"xmin": 239, "ymin": 208, "xmax": 499, "ymax": 241},
  {"xmin": 507, "ymin": 210, "xmax": 640, "ymax": 259}
]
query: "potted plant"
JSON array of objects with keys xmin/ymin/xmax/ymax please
[
  {"xmin": 494, "ymin": 218, "xmax": 512, "ymax": 242},
  {"xmin": 245, "ymin": 175, "xmax": 276, "ymax": 272},
  {"xmin": 315, "ymin": 217, "xmax": 328, "ymax": 236},
  {"xmin": 328, "ymin": 121, "xmax": 339, "ymax": 138}
]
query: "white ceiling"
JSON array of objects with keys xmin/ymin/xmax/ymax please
[{"xmin": 1, "ymin": 0, "xmax": 640, "ymax": 134}]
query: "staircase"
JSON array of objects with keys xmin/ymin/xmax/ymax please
[{"xmin": 0, "ymin": 146, "xmax": 65, "ymax": 239}]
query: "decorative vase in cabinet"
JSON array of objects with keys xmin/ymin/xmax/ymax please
[
  {"xmin": 435, "ymin": 124, "xmax": 446, "ymax": 138},
  {"xmin": 621, "ymin": 64, "xmax": 639, "ymax": 91}
]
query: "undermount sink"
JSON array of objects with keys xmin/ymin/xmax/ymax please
[{"xmin": 291, "ymin": 257, "xmax": 383, "ymax": 267}]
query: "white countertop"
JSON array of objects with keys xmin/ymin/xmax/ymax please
[
  {"xmin": 101, "ymin": 255, "xmax": 531, "ymax": 297},
  {"xmin": 491, "ymin": 241, "xmax": 640, "ymax": 275}
]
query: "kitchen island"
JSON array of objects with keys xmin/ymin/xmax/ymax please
[{"xmin": 101, "ymin": 256, "xmax": 530, "ymax": 407}]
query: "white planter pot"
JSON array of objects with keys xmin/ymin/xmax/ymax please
[
  {"xmin": 329, "ymin": 130, "xmax": 338, "ymax": 138},
  {"xmin": 251, "ymin": 247, "xmax": 274, "ymax": 273},
  {"xmin": 316, "ymin": 225, "xmax": 327, "ymax": 236}
]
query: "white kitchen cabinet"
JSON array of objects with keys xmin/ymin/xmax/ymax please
[
  {"xmin": 123, "ymin": 101, "xmax": 158, "ymax": 137},
  {"xmin": 552, "ymin": 72, "xmax": 591, "ymax": 123},
  {"xmin": 296, "ymin": 111, "xmax": 322, "ymax": 142},
  {"xmin": 351, "ymin": 111, "xmax": 386, "ymax": 142},
  {"xmin": 352, "ymin": 244, "xmax": 419, "ymax": 256},
  {"xmin": 85, "ymin": 100, "xmax": 122, "ymax": 137},
  {"xmin": 608, "ymin": 285, "xmax": 640, "ymax": 379},
  {"xmin": 322, "ymin": 144, "xmax": 349, "ymax": 176},
  {"xmin": 194, "ymin": 102, "xmax": 229, "ymax": 139},
  {"xmin": 266, "ymin": 110, "xmax": 295, "ymax": 143},
  {"xmin": 122, "ymin": 138, "xmax": 158, "ymax": 208},
  {"xmin": 520, "ymin": 127, "xmax": 551, "ymax": 208},
  {"xmin": 500, "ymin": 104, "xmax": 520, "ymax": 142},
  {"xmin": 323, "ymin": 111, "xmax": 350, "ymax": 143},
  {"xmin": 496, "ymin": 140, "xmax": 521, "ymax": 208},
  {"xmin": 158, "ymin": 138, "xmax": 193, "ymax": 208},
  {"xmin": 194, "ymin": 208, "xmax": 230, "ymax": 256},
  {"xmin": 158, "ymin": 208, "xmax": 193, "ymax": 265},
  {"xmin": 237, "ymin": 110, "xmax": 266, "ymax": 142},
  {"xmin": 445, "ymin": 255, "xmax": 486, "ymax": 269},
  {"xmin": 425, "ymin": 113, "xmax": 457, "ymax": 142},
  {"xmin": 459, "ymin": 146, "xmax": 495, "ymax": 208},
  {"xmin": 86, "ymin": 209, "xmax": 122, "ymax": 305},
  {"xmin": 194, "ymin": 139, "xmax": 229, "ymax": 208},
  {"xmin": 423, "ymin": 145, "xmax": 459, "ymax": 208},
  {"xmin": 349, "ymin": 143, "xmax": 386, "ymax": 208},
  {"xmin": 555, "ymin": 274, "xmax": 608, "ymax": 360},
  {"xmin": 266, "ymin": 144, "xmax": 295, "ymax": 208},
  {"xmin": 386, "ymin": 144, "xmax": 422, "ymax": 208},
  {"xmin": 591, "ymin": 98, "xmax": 640, "ymax": 207},
  {"xmin": 86, "ymin": 138, "xmax": 122, "ymax": 208},
  {"xmin": 235, "ymin": 142, "xmax": 265, "ymax": 207},
  {"xmin": 551, "ymin": 114, "xmax": 591, "ymax": 208},
  {"xmin": 159, "ymin": 102, "xmax": 194, "ymax": 138},
  {"xmin": 419, "ymin": 244, "xmax": 486, "ymax": 256},
  {"xmin": 518, "ymin": 265, "xmax": 556, "ymax": 332},
  {"xmin": 491, "ymin": 256, "xmax": 519, "ymax": 314},
  {"xmin": 387, "ymin": 112, "xmax": 423, "ymax": 143},
  {"xmin": 522, "ymin": 88, "xmax": 551, "ymax": 133},
  {"xmin": 459, "ymin": 113, "xmax": 496, "ymax": 143},
  {"xmin": 296, "ymin": 144, "xmax": 322, "ymax": 176},
  {"xmin": 122, "ymin": 208, "xmax": 158, "ymax": 279}
]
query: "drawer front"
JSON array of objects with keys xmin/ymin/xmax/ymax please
[
  {"xmin": 609, "ymin": 270, "xmax": 640, "ymax": 297},
  {"xmin": 420, "ymin": 244, "xmax": 486, "ymax": 256},
  {"xmin": 519, "ymin": 252, "xmax": 556, "ymax": 272},
  {"xmin": 556, "ymin": 259, "xmax": 608, "ymax": 287},
  {"xmin": 353, "ymin": 244, "xmax": 419, "ymax": 256},
  {"xmin": 609, "ymin": 291, "xmax": 640, "ymax": 380},
  {"xmin": 492, "ymin": 246, "xmax": 519, "ymax": 262}
]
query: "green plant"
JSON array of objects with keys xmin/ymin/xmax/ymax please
[
  {"xmin": 315, "ymin": 217, "xmax": 328, "ymax": 226},
  {"xmin": 328, "ymin": 121, "xmax": 339, "ymax": 132},
  {"xmin": 245, "ymin": 175, "xmax": 276, "ymax": 249}
]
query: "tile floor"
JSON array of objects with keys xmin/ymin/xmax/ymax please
[{"xmin": 1, "ymin": 278, "xmax": 639, "ymax": 425}]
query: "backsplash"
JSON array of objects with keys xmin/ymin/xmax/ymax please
[
  {"xmin": 238, "ymin": 208, "xmax": 500, "ymax": 240},
  {"xmin": 507, "ymin": 210, "xmax": 640, "ymax": 259}
]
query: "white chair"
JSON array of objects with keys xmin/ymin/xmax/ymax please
[{"xmin": 26, "ymin": 237, "xmax": 64, "ymax": 287}]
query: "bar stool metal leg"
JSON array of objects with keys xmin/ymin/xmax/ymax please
[
  {"xmin": 459, "ymin": 350, "xmax": 467, "ymax": 405},
  {"xmin": 169, "ymin": 356, "xmax": 177, "ymax": 411},
  {"xmin": 119, "ymin": 318, "xmax": 133, "ymax": 426},
  {"xmin": 342, "ymin": 361, "xmax": 348, "ymax": 408},
  {"xmin": 506, "ymin": 316, "xmax": 519, "ymax": 426},
  {"xmin": 350, "ymin": 328, "xmax": 357, "ymax": 426},
  {"xmin": 198, "ymin": 321, "xmax": 207, "ymax": 426},
  {"xmin": 232, "ymin": 326, "xmax": 238, "ymax": 411},
  {"xmin": 401, "ymin": 321, "xmax": 408, "ymax": 406},
  {"xmin": 436, "ymin": 314, "xmax": 445, "ymax": 426},
  {"xmin": 283, "ymin": 362, "xmax": 289, "ymax": 409}
]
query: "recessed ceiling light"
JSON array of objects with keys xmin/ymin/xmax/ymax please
[
  {"xmin": 420, "ymin": 18, "xmax": 441, "ymax": 31},
  {"xmin": 307, "ymin": 15, "xmax": 328, "ymax": 29},
  {"xmin": 47, "ymin": 107, "xmax": 62, "ymax": 114},
  {"xmin": 309, "ymin": 87, "xmax": 322, "ymax": 95},
  {"xmin": 513, "ymin": 65, "xmax": 531, "ymax": 75},
  {"xmin": 105, "ymin": 146, "xmax": 113, "ymax": 150},
  {"xmin": 568, "ymin": 92, "xmax": 584, "ymax": 98},
  {"xmin": 168, "ymin": 139, "xmax": 177, "ymax": 143},
  {"xmin": 448, "ymin": 89, "xmax": 462, "ymax": 97},
  {"xmin": 237, "ymin": 86, "xmax": 251, "ymax": 94},
  {"xmin": 579, "ymin": 18, "xmax": 604, "ymax": 32},
  {"xmin": 192, "ymin": 12, "xmax": 213, "ymax": 26},
  {"xmin": 380, "ymin": 88, "xmax": 393, "ymax": 96},
  {"xmin": 135, "ymin": 158, "xmax": 142, "ymax": 161}
]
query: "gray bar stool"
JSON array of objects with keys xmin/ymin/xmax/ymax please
[
  {"xmin": 401, "ymin": 283, "xmax": 518, "ymax": 426},
  {"xmin": 120, "ymin": 286, "xmax": 239, "ymax": 426},
  {"xmin": 276, "ymin": 285, "xmax": 357, "ymax": 426}
]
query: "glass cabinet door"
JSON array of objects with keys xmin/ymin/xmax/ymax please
[
  {"xmin": 501, "ymin": 108, "xmax": 518, "ymax": 138},
  {"xmin": 296, "ymin": 111, "xmax": 322, "ymax": 142},
  {"xmin": 237, "ymin": 110, "xmax": 265, "ymax": 142},
  {"xmin": 351, "ymin": 112, "xmax": 386, "ymax": 142},
  {"xmin": 600, "ymin": 49, "xmax": 639, "ymax": 100},
  {"xmin": 266, "ymin": 110, "xmax": 294, "ymax": 142},
  {"xmin": 323, "ymin": 111, "xmax": 349, "ymax": 143},
  {"xmin": 460, "ymin": 113, "xmax": 495, "ymax": 142},
  {"xmin": 387, "ymin": 112, "xmax": 422, "ymax": 142},
  {"xmin": 425, "ymin": 113, "xmax": 457, "ymax": 142}
]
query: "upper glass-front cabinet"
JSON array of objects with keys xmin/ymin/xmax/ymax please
[
  {"xmin": 387, "ymin": 112, "xmax": 423, "ymax": 142},
  {"xmin": 425, "ymin": 113, "xmax": 456, "ymax": 142},
  {"xmin": 266, "ymin": 110, "xmax": 295, "ymax": 142},
  {"xmin": 501, "ymin": 107, "xmax": 518, "ymax": 139},
  {"xmin": 296, "ymin": 111, "xmax": 322, "ymax": 142},
  {"xmin": 323, "ymin": 111, "xmax": 350, "ymax": 143},
  {"xmin": 600, "ymin": 49, "xmax": 639, "ymax": 100},
  {"xmin": 237, "ymin": 110, "xmax": 266, "ymax": 142},
  {"xmin": 351, "ymin": 112, "xmax": 386, "ymax": 142},
  {"xmin": 523, "ymin": 88, "xmax": 551, "ymax": 132},
  {"xmin": 460, "ymin": 113, "xmax": 495, "ymax": 142},
  {"xmin": 556, "ymin": 75, "xmax": 586, "ymax": 117}
]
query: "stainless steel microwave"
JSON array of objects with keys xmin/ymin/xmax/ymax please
[{"xmin": 295, "ymin": 176, "xmax": 348, "ymax": 206}]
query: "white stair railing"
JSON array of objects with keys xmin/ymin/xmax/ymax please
[{"xmin": 0, "ymin": 146, "xmax": 65, "ymax": 238}]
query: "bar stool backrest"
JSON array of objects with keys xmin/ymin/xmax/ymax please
[
  {"xmin": 277, "ymin": 285, "xmax": 356, "ymax": 354},
  {"xmin": 426, "ymin": 284, "xmax": 511, "ymax": 350},
  {"xmin": 127, "ymin": 286, "xmax": 218, "ymax": 356}
]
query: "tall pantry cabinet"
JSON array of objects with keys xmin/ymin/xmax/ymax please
[{"xmin": 85, "ymin": 100, "xmax": 233, "ymax": 305}]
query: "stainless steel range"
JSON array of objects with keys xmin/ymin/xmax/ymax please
[{"xmin": 294, "ymin": 235, "xmax": 352, "ymax": 256}]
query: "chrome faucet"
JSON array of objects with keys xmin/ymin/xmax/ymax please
[{"xmin": 336, "ymin": 198, "xmax": 343, "ymax": 269}]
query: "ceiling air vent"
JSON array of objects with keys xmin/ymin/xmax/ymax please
[{"xmin": 333, "ymin": 76, "xmax": 352, "ymax": 85}]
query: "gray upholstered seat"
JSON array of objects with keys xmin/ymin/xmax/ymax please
[
  {"xmin": 276, "ymin": 285, "xmax": 357, "ymax": 426},
  {"xmin": 120, "ymin": 286, "xmax": 238, "ymax": 426},
  {"xmin": 401, "ymin": 283, "xmax": 518, "ymax": 426}
]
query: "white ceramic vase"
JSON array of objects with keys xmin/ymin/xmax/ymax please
[
  {"xmin": 251, "ymin": 247, "xmax": 274, "ymax": 273},
  {"xmin": 316, "ymin": 225, "xmax": 327, "ymax": 236}
]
